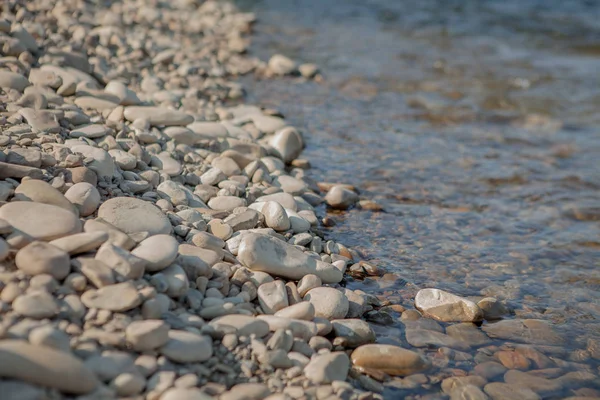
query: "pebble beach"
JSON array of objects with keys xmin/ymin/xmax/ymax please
[{"xmin": 1, "ymin": 1, "xmax": 600, "ymax": 400}]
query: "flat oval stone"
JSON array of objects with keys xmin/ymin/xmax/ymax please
[
  {"xmin": 415, "ymin": 288, "xmax": 483, "ymax": 322},
  {"xmin": 13, "ymin": 179, "xmax": 77, "ymax": 214},
  {"xmin": 161, "ymin": 388, "xmax": 214, "ymax": 400},
  {"xmin": 0, "ymin": 340, "xmax": 98, "ymax": 394},
  {"xmin": 0, "ymin": 202, "xmax": 82, "ymax": 241},
  {"xmin": 13, "ymin": 291, "xmax": 60, "ymax": 319},
  {"xmin": 70, "ymin": 124, "xmax": 110, "ymax": 138},
  {"xmin": 304, "ymin": 352, "xmax": 350, "ymax": 384},
  {"xmin": 80, "ymin": 282, "xmax": 141, "ymax": 311},
  {"xmin": 131, "ymin": 234, "xmax": 178, "ymax": 272},
  {"xmin": 159, "ymin": 330, "xmax": 213, "ymax": 363},
  {"xmin": 123, "ymin": 106, "xmax": 193, "ymax": 126},
  {"xmin": 351, "ymin": 344, "xmax": 430, "ymax": 376},
  {"xmin": 209, "ymin": 315, "xmax": 270, "ymax": 337},
  {"xmin": 97, "ymin": 197, "xmax": 171, "ymax": 236},
  {"xmin": 331, "ymin": 319, "xmax": 376, "ymax": 347},
  {"xmin": 187, "ymin": 121, "xmax": 229, "ymax": 139},
  {"xmin": 15, "ymin": 241, "xmax": 70, "ymax": 280},
  {"xmin": 70, "ymin": 145, "xmax": 115, "ymax": 179},
  {"xmin": 304, "ymin": 287, "xmax": 349, "ymax": 320}
]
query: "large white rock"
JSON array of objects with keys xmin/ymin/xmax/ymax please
[
  {"xmin": 415, "ymin": 288, "xmax": 483, "ymax": 322},
  {"xmin": 260, "ymin": 201, "xmax": 290, "ymax": 231},
  {"xmin": 304, "ymin": 287, "xmax": 349, "ymax": 320},
  {"xmin": 0, "ymin": 202, "xmax": 82, "ymax": 241},
  {"xmin": 97, "ymin": 197, "xmax": 171, "ymax": 237},
  {"xmin": 269, "ymin": 127, "xmax": 303, "ymax": 163},
  {"xmin": 257, "ymin": 280, "xmax": 288, "ymax": 314},
  {"xmin": 237, "ymin": 233, "xmax": 342, "ymax": 284}
]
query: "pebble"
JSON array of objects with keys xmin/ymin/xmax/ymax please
[
  {"xmin": 415, "ymin": 288, "xmax": 484, "ymax": 322},
  {"xmin": 49, "ymin": 231, "xmax": 108, "ymax": 255},
  {"xmin": 304, "ymin": 287, "xmax": 349, "ymax": 320},
  {"xmin": 331, "ymin": 319, "xmax": 376, "ymax": 347},
  {"xmin": 161, "ymin": 387, "xmax": 214, "ymax": 400},
  {"xmin": 268, "ymin": 54, "xmax": 297, "ymax": 75},
  {"xmin": 269, "ymin": 127, "xmax": 304, "ymax": 163},
  {"xmin": 274, "ymin": 302, "xmax": 315, "ymax": 321},
  {"xmin": 0, "ymin": 340, "xmax": 98, "ymax": 394},
  {"xmin": 64, "ymin": 182, "xmax": 101, "ymax": 216},
  {"xmin": 209, "ymin": 315, "xmax": 270, "ymax": 337},
  {"xmin": 238, "ymin": 233, "xmax": 342, "ymax": 283},
  {"xmin": 70, "ymin": 145, "xmax": 116, "ymax": 179},
  {"xmin": 261, "ymin": 201, "xmax": 291, "ymax": 231},
  {"xmin": 97, "ymin": 197, "xmax": 172, "ymax": 236},
  {"xmin": 258, "ymin": 280, "xmax": 289, "ymax": 314},
  {"xmin": 0, "ymin": 201, "xmax": 82, "ymax": 241},
  {"xmin": 324, "ymin": 186, "xmax": 359, "ymax": 210},
  {"xmin": 483, "ymin": 382, "xmax": 541, "ymax": 400},
  {"xmin": 123, "ymin": 106, "xmax": 193, "ymax": 126},
  {"xmin": 80, "ymin": 281, "xmax": 141, "ymax": 311},
  {"xmin": 15, "ymin": 241, "xmax": 71, "ymax": 280},
  {"xmin": 126, "ymin": 320, "xmax": 170, "ymax": 351},
  {"xmin": 131, "ymin": 234, "xmax": 179, "ymax": 272},
  {"xmin": 304, "ymin": 352, "xmax": 350, "ymax": 384},
  {"xmin": 13, "ymin": 179, "xmax": 77, "ymax": 214},
  {"xmin": 351, "ymin": 344, "xmax": 430, "ymax": 376},
  {"xmin": 159, "ymin": 330, "xmax": 213, "ymax": 363},
  {"xmin": 13, "ymin": 290, "xmax": 60, "ymax": 319}
]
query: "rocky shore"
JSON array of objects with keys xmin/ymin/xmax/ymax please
[{"xmin": 1, "ymin": 1, "xmax": 598, "ymax": 400}]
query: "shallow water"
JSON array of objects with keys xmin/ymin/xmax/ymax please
[{"xmin": 237, "ymin": 0, "xmax": 600, "ymax": 396}]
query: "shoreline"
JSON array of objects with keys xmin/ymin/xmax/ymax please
[{"xmin": 1, "ymin": 1, "xmax": 596, "ymax": 400}]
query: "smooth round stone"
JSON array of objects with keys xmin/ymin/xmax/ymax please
[
  {"xmin": 0, "ymin": 202, "xmax": 82, "ymax": 241},
  {"xmin": 13, "ymin": 179, "xmax": 77, "ymax": 214},
  {"xmin": 131, "ymin": 234, "xmax": 178, "ymax": 272},
  {"xmin": 109, "ymin": 149, "xmax": 137, "ymax": 170},
  {"xmin": 28, "ymin": 325, "xmax": 71, "ymax": 353},
  {"xmin": 482, "ymin": 319, "xmax": 563, "ymax": 345},
  {"xmin": 286, "ymin": 209, "xmax": 311, "ymax": 233},
  {"xmin": 304, "ymin": 287, "xmax": 349, "ymax": 320},
  {"xmin": 187, "ymin": 121, "xmax": 229, "ymax": 139},
  {"xmin": 256, "ymin": 193, "xmax": 297, "ymax": 211},
  {"xmin": 97, "ymin": 197, "xmax": 171, "ymax": 236},
  {"xmin": 15, "ymin": 241, "xmax": 70, "ymax": 280},
  {"xmin": 251, "ymin": 115, "xmax": 286, "ymax": 133},
  {"xmin": 70, "ymin": 124, "xmax": 110, "ymax": 138},
  {"xmin": 261, "ymin": 201, "xmax": 290, "ymax": 231},
  {"xmin": 324, "ymin": 186, "xmax": 359, "ymax": 210},
  {"xmin": 238, "ymin": 233, "xmax": 342, "ymax": 284},
  {"xmin": 269, "ymin": 127, "xmax": 303, "ymax": 163},
  {"xmin": 415, "ymin": 288, "xmax": 484, "ymax": 322},
  {"xmin": 351, "ymin": 344, "xmax": 430, "ymax": 376},
  {"xmin": 273, "ymin": 175, "xmax": 307, "ymax": 196},
  {"xmin": 163, "ymin": 127, "xmax": 197, "ymax": 146},
  {"xmin": 113, "ymin": 372, "xmax": 145, "ymax": 396},
  {"xmin": 152, "ymin": 152, "xmax": 182, "ymax": 177},
  {"xmin": 297, "ymin": 274, "xmax": 322, "ymax": 297},
  {"xmin": 126, "ymin": 320, "xmax": 170, "ymax": 351},
  {"xmin": 64, "ymin": 182, "xmax": 101, "ymax": 217},
  {"xmin": 303, "ymin": 352, "xmax": 349, "ymax": 384},
  {"xmin": 123, "ymin": 106, "xmax": 193, "ymax": 126},
  {"xmin": 274, "ymin": 302, "xmax": 315, "ymax": 321},
  {"xmin": 162, "ymin": 264, "xmax": 190, "ymax": 298},
  {"xmin": 268, "ymin": 54, "xmax": 296, "ymax": 75},
  {"xmin": 49, "ymin": 231, "xmax": 108, "ymax": 255},
  {"xmin": 209, "ymin": 315, "xmax": 270, "ymax": 337},
  {"xmin": 0, "ymin": 70, "xmax": 30, "ymax": 91},
  {"xmin": 208, "ymin": 195, "xmax": 246, "ymax": 211},
  {"xmin": 80, "ymin": 282, "xmax": 141, "ymax": 311},
  {"xmin": 221, "ymin": 383, "xmax": 272, "ymax": 400},
  {"xmin": 104, "ymin": 81, "xmax": 141, "ymax": 105},
  {"xmin": 257, "ymin": 280, "xmax": 289, "ymax": 314},
  {"xmin": 0, "ymin": 340, "xmax": 98, "ymax": 394},
  {"xmin": 257, "ymin": 316, "xmax": 318, "ymax": 341},
  {"xmin": 331, "ymin": 319, "xmax": 376, "ymax": 347},
  {"xmin": 161, "ymin": 388, "xmax": 214, "ymax": 400},
  {"xmin": 70, "ymin": 145, "xmax": 115, "ymax": 179},
  {"xmin": 160, "ymin": 330, "xmax": 213, "ymax": 363},
  {"xmin": 13, "ymin": 291, "xmax": 59, "ymax": 319}
]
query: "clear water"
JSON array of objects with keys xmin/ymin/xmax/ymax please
[{"xmin": 236, "ymin": 0, "xmax": 600, "ymax": 396}]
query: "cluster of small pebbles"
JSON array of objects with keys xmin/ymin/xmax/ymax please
[{"xmin": 0, "ymin": 1, "xmax": 598, "ymax": 400}]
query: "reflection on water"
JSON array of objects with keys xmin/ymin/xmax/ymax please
[{"xmin": 238, "ymin": 0, "xmax": 600, "ymax": 397}]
